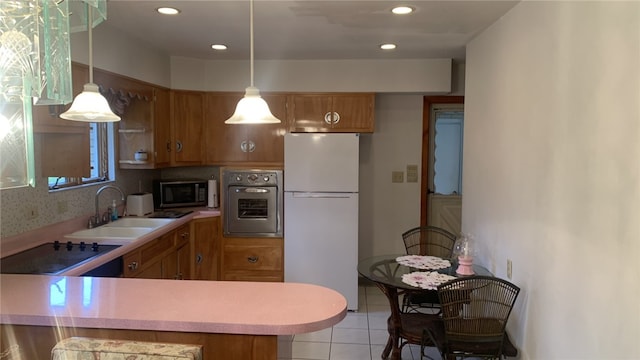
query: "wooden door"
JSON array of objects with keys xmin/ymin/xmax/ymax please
[
  {"xmin": 246, "ymin": 94, "xmax": 288, "ymax": 164},
  {"xmin": 204, "ymin": 93, "xmax": 246, "ymax": 164},
  {"xmin": 330, "ymin": 94, "xmax": 375, "ymax": 132},
  {"xmin": 421, "ymin": 96, "xmax": 464, "ymax": 235},
  {"xmin": 192, "ymin": 217, "xmax": 219, "ymax": 281},
  {"xmin": 154, "ymin": 87, "xmax": 171, "ymax": 167},
  {"xmin": 171, "ymin": 90, "xmax": 204, "ymax": 166},
  {"xmin": 289, "ymin": 94, "xmax": 332, "ymax": 132}
]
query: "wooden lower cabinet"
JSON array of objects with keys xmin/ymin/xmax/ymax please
[
  {"xmin": 192, "ymin": 217, "xmax": 220, "ymax": 281},
  {"xmin": 221, "ymin": 237, "xmax": 283, "ymax": 282},
  {"xmin": 1, "ymin": 324, "xmax": 279, "ymax": 360},
  {"xmin": 123, "ymin": 224, "xmax": 191, "ymax": 280}
]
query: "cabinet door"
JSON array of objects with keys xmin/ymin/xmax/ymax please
[
  {"xmin": 171, "ymin": 90, "xmax": 204, "ymax": 165},
  {"xmin": 204, "ymin": 93, "xmax": 246, "ymax": 164},
  {"xmin": 34, "ymin": 62, "xmax": 91, "ymax": 178},
  {"xmin": 192, "ymin": 217, "xmax": 220, "ymax": 281},
  {"xmin": 330, "ymin": 94, "xmax": 375, "ymax": 132},
  {"xmin": 289, "ymin": 95, "xmax": 332, "ymax": 132},
  {"xmin": 176, "ymin": 241, "xmax": 191, "ymax": 280},
  {"xmin": 246, "ymin": 94, "xmax": 288, "ymax": 164},
  {"xmin": 153, "ymin": 87, "xmax": 171, "ymax": 167}
]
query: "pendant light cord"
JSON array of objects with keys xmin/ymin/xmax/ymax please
[
  {"xmin": 88, "ymin": 5, "xmax": 94, "ymax": 83},
  {"xmin": 249, "ymin": 0, "xmax": 254, "ymax": 87}
]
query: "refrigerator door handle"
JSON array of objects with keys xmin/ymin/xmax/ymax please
[{"xmin": 289, "ymin": 192, "xmax": 354, "ymax": 199}]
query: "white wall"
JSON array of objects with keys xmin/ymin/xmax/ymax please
[
  {"xmin": 464, "ymin": 2, "xmax": 640, "ymax": 359},
  {"xmin": 171, "ymin": 57, "xmax": 452, "ymax": 93},
  {"xmin": 359, "ymin": 94, "xmax": 424, "ymax": 259},
  {"xmin": 71, "ymin": 23, "xmax": 171, "ymax": 87}
]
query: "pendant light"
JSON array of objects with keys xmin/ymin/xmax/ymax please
[
  {"xmin": 225, "ymin": 0, "xmax": 280, "ymax": 124},
  {"xmin": 60, "ymin": 5, "xmax": 120, "ymax": 122}
]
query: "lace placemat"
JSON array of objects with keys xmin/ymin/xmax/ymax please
[
  {"xmin": 395, "ymin": 255, "xmax": 451, "ymax": 270},
  {"xmin": 401, "ymin": 271, "xmax": 456, "ymax": 290}
]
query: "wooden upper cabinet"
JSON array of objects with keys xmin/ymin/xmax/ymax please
[
  {"xmin": 204, "ymin": 92, "xmax": 287, "ymax": 166},
  {"xmin": 34, "ymin": 62, "xmax": 91, "ymax": 178},
  {"xmin": 153, "ymin": 87, "xmax": 171, "ymax": 167},
  {"xmin": 170, "ymin": 90, "xmax": 204, "ymax": 166},
  {"xmin": 289, "ymin": 93, "xmax": 375, "ymax": 133}
]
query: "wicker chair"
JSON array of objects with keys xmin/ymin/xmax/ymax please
[
  {"xmin": 421, "ymin": 276, "xmax": 520, "ymax": 359},
  {"xmin": 401, "ymin": 226, "xmax": 457, "ymax": 313}
]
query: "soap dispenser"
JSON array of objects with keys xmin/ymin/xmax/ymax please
[{"xmin": 111, "ymin": 200, "xmax": 119, "ymax": 221}]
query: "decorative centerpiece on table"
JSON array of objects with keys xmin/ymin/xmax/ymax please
[{"xmin": 453, "ymin": 232, "xmax": 476, "ymax": 275}]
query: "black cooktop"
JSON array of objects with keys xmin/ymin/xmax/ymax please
[
  {"xmin": 149, "ymin": 210, "xmax": 193, "ymax": 218},
  {"xmin": 0, "ymin": 241, "xmax": 121, "ymax": 275}
]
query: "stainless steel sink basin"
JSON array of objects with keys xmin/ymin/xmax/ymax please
[{"xmin": 103, "ymin": 218, "xmax": 175, "ymax": 229}]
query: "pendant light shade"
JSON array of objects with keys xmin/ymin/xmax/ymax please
[
  {"xmin": 225, "ymin": 0, "xmax": 280, "ymax": 125},
  {"xmin": 60, "ymin": 5, "xmax": 120, "ymax": 122}
]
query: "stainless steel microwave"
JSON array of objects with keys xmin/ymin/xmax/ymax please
[{"xmin": 153, "ymin": 179, "xmax": 207, "ymax": 209}]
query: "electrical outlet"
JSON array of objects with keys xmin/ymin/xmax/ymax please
[
  {"xmin": 507, "ymin": 259, "xmax": 513, "ymax": 279},
  {"xmin": 406, "ymin": 164, "xmax": 418, "ymax": 183},
  {"xmin": 57, "ymin": 200, "xmax": 68, "ymax": 213},
  {"xmin": 25, "ymin": 205, "xmax": 39, "ymax": 220},
  {"xmin": 392, "ymin": 171, "xmax": 404, "ymax": 183}
]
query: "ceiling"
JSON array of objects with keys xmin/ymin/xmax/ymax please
[{"xmin": 102, "ymin": 1, "xmax": 519, "ymax": 62}]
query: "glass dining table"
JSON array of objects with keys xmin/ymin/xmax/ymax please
[{"xmin": 357, "ymin": 254, "xmax": 492, "ymax": 360}]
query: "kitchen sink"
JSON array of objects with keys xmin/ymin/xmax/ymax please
[
  {"xmin": 64, "ymin": 227, "xmax": 154, "ymax": 241},
  {"xmin": 63, "ymin": 217, "xmax": 176, "ymax": 243},
  {"xmin": 103, "ymin": 218, "xmax": 175, "ymax": 229}
]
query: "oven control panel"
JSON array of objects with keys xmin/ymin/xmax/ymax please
[{"xmin": 224, "ymin": 170, "xmax": 281, "ymax": 186}]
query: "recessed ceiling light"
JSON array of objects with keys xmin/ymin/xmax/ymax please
[
  {"xmin": 157, "ymin": 7, "xmax": 180, "ymax": 15},
  {"xmin": 392, "ymin": 6, "xmax": 414, "ymax": 15},
  {"xmin": 211, "ymin": 44, "xmax": 228, "ymax": 51},
  {"xmin": 380, "ymin": 43, "xmax": 397, "ymax": 50}
]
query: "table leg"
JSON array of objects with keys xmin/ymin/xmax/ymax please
[{"xmin": 375, "ymin": 283, "xmax": 402, "ymax": 360}]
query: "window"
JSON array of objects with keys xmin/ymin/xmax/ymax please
[{"xmin": 48, "ymin": 122, "xmax": 115, "ymax": 190}]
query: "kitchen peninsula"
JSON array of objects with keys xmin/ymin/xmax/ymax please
[
  {"xmin": 0, "ymin": 274, "xmax": 347, "ymax": 359},
  {"xmin": 1, "ymin": 210, "xmax": 347, "ymax": 359}
]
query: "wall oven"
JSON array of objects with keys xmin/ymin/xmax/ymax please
[{"xmin": 222, "ymin": 169, "xmax": 283, "ymax": 237}]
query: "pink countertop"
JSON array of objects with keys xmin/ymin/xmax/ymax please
[
  {"xmin": 1, "ymin": 209, "xmax": 221, "ymax": 276},
  {"xmin": 0, "ymin": 274, "xmax": 347, "ymax": 335}
]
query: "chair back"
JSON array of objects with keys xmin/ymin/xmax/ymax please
[
  {"xmin": 402, "ymin": 226, "xmax": 457, "ymax": 258},
  {"xmin": 437, "ymin": 276, "xmax": 520, "ymax": 356}
]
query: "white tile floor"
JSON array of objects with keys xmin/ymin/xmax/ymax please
[{"xmin": 278, "ymin": 284, "xmax": 443, "ymax": 360}]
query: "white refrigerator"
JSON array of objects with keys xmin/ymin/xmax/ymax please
[{"xmin": 284, "ymin": 133, "xmax": 359, "ymax": 311}]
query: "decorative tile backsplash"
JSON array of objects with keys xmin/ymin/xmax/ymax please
[{"xmin": 0, "ymin": 164, "xmax": 218, "ymax": 239}]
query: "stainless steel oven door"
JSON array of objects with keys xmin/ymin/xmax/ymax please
[{"xmin": 225, "ymin": 185, "xmax": 282, "ymax": 237}]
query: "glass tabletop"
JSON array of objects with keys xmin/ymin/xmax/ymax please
[{"xmin": 357, "ymin": 254, "xmax": 492, "ymax": 291}]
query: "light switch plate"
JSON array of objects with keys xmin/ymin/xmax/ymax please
[
  {"xmin": 392, "ymin": 171, "xmax": 404, "ymax": 183},
  {"xmin": 406, "ymin": 164, "xmax": 418, "ymax": 183}
]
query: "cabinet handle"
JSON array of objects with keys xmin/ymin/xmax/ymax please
[
  {"xmin": 196, "ymin": 253, "xmax": 203, "ymax": 264},
  {"xmin": 247, "ymin": 256, "xmax": 258, "ymax": 263},
  {"xmin": 324, "ymin": 112, "xmax": 333, "ymax": 124},
  {"xmin": 128, "ymin": 261, "xmax": 138, "ymax": 270},
  {"xmin": 248, "ymin": 140, "xmax": 255, "ymax": 153},
  {"xmin": 176, "ymin": 140, "xmax": 183, "ymax": 153},
  {"xmin": 332, "ymin": 111, "xmax": 340, "ymax": 124},
  {"xmin": 166, "ymin": 141, "xmax": 171, "ymax": 153},
  {"xmin": 180, "ymin": 231, "xmax": 189, "ymax": 239},
  {"xmin": 240, "ymin": 141, "xmax": 248, "ymax": 153}
]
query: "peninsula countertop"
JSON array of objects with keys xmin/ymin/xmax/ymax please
[{"xmin": 0, "ymin": 274, "xmax": 347, "ymax": 335}]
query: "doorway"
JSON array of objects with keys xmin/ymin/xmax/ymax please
[{"xmin": 421, "ymin": 96, "xmax": 464, "ymax": 235}]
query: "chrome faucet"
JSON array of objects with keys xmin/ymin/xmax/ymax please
[{"xmin": 90, "ymin": 185, "xmax": 126, "ymax": 228}]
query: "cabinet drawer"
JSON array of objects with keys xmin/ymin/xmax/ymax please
[
  {"xmin": 123, "ymin": 231, "xmax": 176, "ymax": 277},
  {"xmin": 223, "ymin": 245, "xmax": 282, "ymax": 271},
  {"xmin": 222, "ymin": 238, "xmax": 282, "ymax": 272},
  {"xmin": 140, "ymin": 231, "xmax": 175, "ymax": 264}
]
